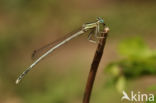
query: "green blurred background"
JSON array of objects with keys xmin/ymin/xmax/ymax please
[{"xmin": 0, "ymin": 0, "xmax": 156, "ymax": 103}]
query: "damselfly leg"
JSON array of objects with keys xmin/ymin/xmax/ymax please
[{"xmin": 87, "ymin": 29, "xmax": 97, "ymax": 43}]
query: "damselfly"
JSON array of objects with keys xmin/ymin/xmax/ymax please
[{"xmin": 16, "ymin": 17, "xmax": 105, "ymax": 84}]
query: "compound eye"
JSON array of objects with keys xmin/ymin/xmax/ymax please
[
  {"xmin": 97, "ymin": 17, "xmax": 104, "ymax": 23},
  {"xmin": 99, "ymin": 19, "xmax": 104, "ymax": 24}
]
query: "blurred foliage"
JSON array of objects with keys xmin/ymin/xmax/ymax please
[
  {"xmin": 104, "ymin": 37, "xmax": 156, "ymax": 93},
  {"xmin": 147, "ymin": 85, "xmax": 156, "ymax": 91},
  {"xmin": 24, "ymin": 71, "xmax": 83, "ymax": 103}
]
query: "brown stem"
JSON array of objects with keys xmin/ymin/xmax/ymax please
[{"xmin": 83, "ymin": 27, "xmax": 109, "ymax": 103}]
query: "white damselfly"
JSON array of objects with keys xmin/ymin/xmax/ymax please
[{"xmin": 16, "ymin": 17, "xmax": 105, "ymax": 84}]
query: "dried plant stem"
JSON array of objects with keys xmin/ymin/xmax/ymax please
[{"xmin": 83, "ymin": 27, "xmax": 109, "ymax": 103}]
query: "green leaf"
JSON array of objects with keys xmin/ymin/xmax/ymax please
[
  {"xmin": 115, "ymin": 76, "xmax": 126, "ymax": 93},
  {"xmin": 118, "ymin": 37, "xmax": 152, "ymax": 58},
  {"xmin": 105, "ymin": 63, "xmax": 121, "ymax": 77}
]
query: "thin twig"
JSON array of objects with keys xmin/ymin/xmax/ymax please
[{"xmin": 83, "ymin": 27, "xmax": 109, "ymax": 103}]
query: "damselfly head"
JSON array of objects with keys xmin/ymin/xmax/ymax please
[{"xmin": 97, "ymin": 17, "xmax": 104, "ymax": 24}]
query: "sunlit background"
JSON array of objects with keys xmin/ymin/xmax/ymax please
[{"xmin": 0, "ymin": 0, "xmax": 156, "ymax": 103}]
